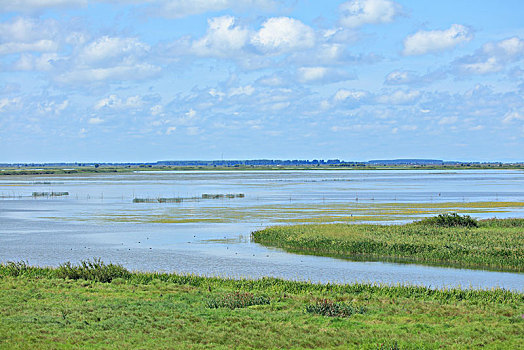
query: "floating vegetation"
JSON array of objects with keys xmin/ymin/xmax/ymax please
[
  {"xmin": 202, "ymin": 193, "xmax": 245, "ymax": 199},
  {"xmin": 32, "ymin": 191, "xmax": 69, "ymax": 197},
  {"xmin": 133, "ymin": 197, "xmax": 186, "ymax": 203},
  {"xmin": 133, "ymin": 193, "xmax": 246, "ymax": 203}
]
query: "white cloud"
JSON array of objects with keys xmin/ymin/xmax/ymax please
[
  {"xmin": 455, "ymin": 37, "xmax": 524, "ymax": 75},
  {"xmin": 403, "ymin": 24, "xmax": 472, "ymax": 56},
  {"xmin": 252, "ymin": 17, "xmax": 315, "ymax": 53},
  {"xmin": 333, "ymin": 89, "xmax": 367, "ymax": 102},
  {"xmin": 0, "ymin": 41, "xmax": 58, "ymax": 55},
  {"xmin": 438, "ymin": 116, "xmax": 458, "ymax": 125},
  {"xmin": 297, "ymin": 66, "xmax": 355, "ymax": 84},
  {"xmin": 0, "ymin": 97, "xmax": 21, "ymax": 112},
  {"xmin": 377, "ymin": 90, "xmax": 420, "ymax": 104},
  {"xmin": 88, "ymin": 117, "xmax": 104, "ymax": 124},
  {"xmin": 502, "ymin": 111, "xmax": 524, "ymax": 124},
  {"xmin": 185, "ymin": 108, "xmax": 197, "ymax": 118},
  {"xmin": 256, "ymin": 74, "xmax": 285, "ymax": 86},
  {"xmin": 150, "ymin": 105, "xmax": 164, "ymax": 116},
  {"xmin": 94, "ymin": 95, "xmax": 144, "ymax": 110},
  {"xmin": 57, "ymin": 64, "xmax": 160, "ymax": 84},
  {"xmin": 78, "ymin": 36, "xmax": 149, "ymax": 66},
  {"xmin": 191, "ymin": 16, "xmax": 249, "ymax": 57},
  {"xmin": 12, "ymin": 53, "xmax": 58, "ymax": 71},
  {"xmin": 339, "ymin": 0, "xmax": 400, "ymax": 28},
  {"xmin": 384, "ymin": 69, "xmax": 447, "ymax": 86},
  {"xmin": 0, "ymin": 17, "xmax": 60, "ymax": 55},
  {"xmin": 166, "ymin": 126, "xmax": 177, "ymax": 135},
  {"xmin": 228, "ymin": 85, "xmax": 254, "ymax": 96}
]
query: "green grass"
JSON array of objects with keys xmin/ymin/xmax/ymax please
[
  {"xmin": 251, "ymin": 217, "xmax": 524, "ymax": 272},
  {"xmin": 0, "ymin": 261, "xmax": 522, "ymax": 349}
]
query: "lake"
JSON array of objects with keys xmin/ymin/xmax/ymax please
[{"xmin": 1, "ymin": 169, "xmax": 523, "ymax": 291}]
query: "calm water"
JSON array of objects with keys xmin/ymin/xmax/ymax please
[{"xmin": 1, "ymin": 169, "xmax": 523, "ymax": 291}]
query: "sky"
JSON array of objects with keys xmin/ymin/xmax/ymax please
[{"xmin": 0, "ymin": 0, "xmax": 523, "ymax": 163}]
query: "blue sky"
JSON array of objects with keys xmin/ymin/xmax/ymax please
[{"xmin": 0, "ymin": 0, "xmax": 523, "ymax": 162}]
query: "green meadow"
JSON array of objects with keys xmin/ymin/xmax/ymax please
[{"xmin": 0, "ymin": 260, "xmax": 522, "ymax": 349}]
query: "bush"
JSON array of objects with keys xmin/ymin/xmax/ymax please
[
  {"xmin": 56, "ymin": 258, "xmax": 130, "ymax": 283},
  {"xmin": 305, "ymin": 299, "xmax": 366, "ymax": 317},
  {"xmin": 206, "ymin": 292, "xmax": 270, "ymax": 309},
  {"xmin": 416, "ymin": 213, "xmax": 478, "ymax": 228}
]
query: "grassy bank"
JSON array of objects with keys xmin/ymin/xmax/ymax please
[
  {"xmin": 251, "ymin": 217, "xmax": 524, "ymax": 272},
  {"xmin": 0, "ymin": 261, "xmax": 522, "ymax": 349}
]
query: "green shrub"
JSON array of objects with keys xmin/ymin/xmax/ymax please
[
  {"xmin": 56, "ymin": 258, "xmax": 130, "ymax": 283},
  {"xmin": 206, "ymin": 291, "xmax": 270, "ymax": 309},
  {"xmin": 305, "ymin": 299, "xmax": 366, "ymax": 317},
  {"xmin": 416, "ymin": 213, "xmax": 478, "ymax": 228}
]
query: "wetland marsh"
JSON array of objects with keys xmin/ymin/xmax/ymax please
[{"xmin": 1, "ymin": 169, "xmax": 523, "ymax": 290}]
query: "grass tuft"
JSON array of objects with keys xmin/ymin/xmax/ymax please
[
  {"xmin": 305, "ymin": 298, "xmax": 366, "ymax": 317},
  {"xmin": 56, "ymin": 258, "xmax": 130, "ymax": 283},
  {"xmin": 206, "ymin": 291, "xmax": 270, "ymax": 309}
]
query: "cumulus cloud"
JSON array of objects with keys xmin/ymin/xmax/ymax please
[
  {"xmin": 77, "ymin": 36, "xmax": 150, "ymax": 66},
  {"xmin": 403, "ymin": 24, "xmax": 473, "ymax": 56},
  {"xmin": 251, "ymin": 17, "xmax": 315, "ymax": 53},
  {"xmin": 296, "ymin": 66, "xmax": 355, "ymax": 84},
  {"xmin": 454, "ymin": 37, "xmax": 524, "ymax": 75},
  {"xmin": 56, "ymin": 36, "xmax": 160, "ymax": 84},
  {"xmin": 191, "ymin": 16, "xmax": 249, "ymax": 57},
  {"xmin": 339, "ymin": 0, "xmax": 401, "ymax": 28},
  {"xmin": 0, "ymin": 17, "xmax": 60, "ymax": 55}
]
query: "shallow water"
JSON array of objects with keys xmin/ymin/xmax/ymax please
[{"xmin": 0, "ymin": 169, "xmax": 523, "ymax": 291}]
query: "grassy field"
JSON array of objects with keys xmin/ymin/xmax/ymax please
[
  {"xmin": 252, "ymin": 217, "xmax": 524, "ymax": 272},
  {"xmin": 0, "ymin": 261, "xmax": 522, "ymax": 349}
]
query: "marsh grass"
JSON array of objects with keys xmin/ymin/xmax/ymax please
[{"xmin": 252, "ymin": 217, "xmax": 524, "ymax": 272}]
